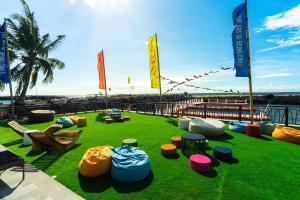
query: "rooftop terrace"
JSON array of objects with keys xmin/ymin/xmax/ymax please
[{"xmin": 1, "ymin": 112, "xmax": 300, "ymax": 200}]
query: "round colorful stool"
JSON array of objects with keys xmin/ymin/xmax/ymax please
[
  {"xmin": 189, "ymin": 154, "xmax": 211, "ymax": 172},
  {"xmin": 122, "ymin": 138, "xmax": 138, "ymax": 147},
  {"xmin": 78, "ymin": 117, "xmax": 87, "ymax": 127},
  {"xmin": 102, "ymin": 115, "xmax": 110, "ymax": 120},
  {"xmin": 105, "ymin": 118, "xmax": 113, "ymax": 124},
  {"xmin": 161, "ymin": 144, "xmax": 177, "ymax": 157},
  {"xmin": 116, "ymin": 117, "xmax": 125, "ymax": 122},
  {"xmin": 246, "ymin": 124, "xmax": 261, "ymax": 138},
  {"xmin": 213, "ymin": 146, "xmax": 232, "ymax": 161},
  {"xmin": 171, "ymin": 136, "xmax": 182, "ymax": 148},
  {"xmin": 124, "ymin": 116, "xmax": 130, "ymax": 121}
]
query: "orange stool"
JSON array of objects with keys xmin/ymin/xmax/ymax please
[
  {"xmin": 171, "ymin": 136, "xmax": 182, "ymax": 148},
  {"xmin": 246, "ymin": 124, "xmax": 261, "ymax": 138},
  {"xmin": 161, "ymin": 144, "xmax": 177, "ymax": 157}
]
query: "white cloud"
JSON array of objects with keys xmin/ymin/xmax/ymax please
[
  {"xmin": 83, "ymin": 0, "xmax": 96, "ymax": 9},
  {"xmin": 257, "ymin": 4, "xmax": 300, "ymax": 51},
  {"xmin": 66, "ymin": 0, "xmax": 130, "ymax": 10},
  {"xmin": 68, "ymin": 0, "xmax": 76, "ymax": 5},
  {"xmin": 258, "ymin": 4, "xmax": 300, "ymax": 31},
  {"xmin": 257, "ymin": 73, "xmax": 291, "ymax": 78}
]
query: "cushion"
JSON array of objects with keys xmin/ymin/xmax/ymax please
[
  {"xmin": 188, "ymin": 118, "xmax": 225, "ymax": 137},
  {"xmin": 111, "ymin": 145, "xmax": 150, "ymax": 183},
  {"xmin": 112, "ymin": 108, "xmax": 122, "ymax": 113},
  {"xmin": 56, "ymin": 117, "xmax": 73, "ymax": 128},
  {"xmin": 229, "ymin": 121, "xmax": 250, "ymax": 133},
  {"xmin": 255, "ymin": 121, "xmax": 277, "ymax": 135},
  {"xmin": 68, "ymin": 116, "xmax": 79, "ymax": 125},
  {"xmin": 23, "ymin": 130, "xmax": 39, "ymax": 145},
  {"xmin": 272, "ymin": 126, "xmax": 300, "ymax": 144},
  {"xmin": 79, "ymin": 146, "xmax": 112, "ymax": 177},
  {"xmin": 178, "ymin": 117, "xmax": 191, "ymax": 130}
]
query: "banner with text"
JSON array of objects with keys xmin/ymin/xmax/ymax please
[
  {"xmin": 0, "ymin": 22, "xmax": 9, "ymax": 84},
  {"xmin": 148, "ymin": 35, "xmax": 160, "ymax": 88},
  {"xmin": 232, "ymin": 2, "xmax": 249, "ymax": 77}
]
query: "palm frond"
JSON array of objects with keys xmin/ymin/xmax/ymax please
[{"xmin": 45, "ymin": 35, "xmax": 66, "ymax": 53}]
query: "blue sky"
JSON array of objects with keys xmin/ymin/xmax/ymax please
[{"xmin": 1, "ymin": 0, "xmax": 300, "ymax": 96}]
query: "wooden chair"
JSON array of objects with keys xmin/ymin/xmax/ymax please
[
  {"xmin": 8, "ymin": 121, "xmax": 63, "ymax": 137},
  {"xmin": 28, "ymin": 130, "xmax": 82, "ymax": 152}
]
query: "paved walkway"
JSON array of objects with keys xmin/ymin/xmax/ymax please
[{"xmin": 0, "ymin": 163, "xmax": 84, "ymax": 200}]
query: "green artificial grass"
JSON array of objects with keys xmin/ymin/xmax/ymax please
[{"xmin": 1, "ymin": 112, "xmax": 300, "ymax": 200}]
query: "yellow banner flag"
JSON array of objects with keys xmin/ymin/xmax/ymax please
[
  {"xmin": 128, "ymin": 76, "xmax": 131, "ymax": 84},
  {"xmin": 148, "ymin": 35, "xmax": 160, "ymax": 89}
]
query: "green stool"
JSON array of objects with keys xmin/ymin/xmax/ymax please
[
  {"xmin": 122, "ymin": 138, "xmax": 138, "ymax": 147},
  {"xmin": 102, "ymin": 115, "xmax": 110, "ymax": 120},
  {"xmin": 124, "ymin": 116, "xmax": 130, "ymax": 121}
]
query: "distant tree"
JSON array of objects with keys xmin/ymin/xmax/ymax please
[{"xmin": 7, "ymin": 0, "xmax": 65, "ymax": 104}]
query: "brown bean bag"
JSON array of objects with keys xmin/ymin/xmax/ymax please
[
  {"xmin": 272, "ymin": 126, "xmax": 300, "ymax": 144},
  {"xmin": 79, "ymin": 146, "xmax": 112, "ymax": 177},
  {"xmin": 68, "ymin": 116, "xmax": 79, "ymax": 125}
]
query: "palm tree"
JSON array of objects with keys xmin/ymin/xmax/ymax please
[{"xmin": 7, "ymin": 0, "xmax": 65, "ymax": 104}]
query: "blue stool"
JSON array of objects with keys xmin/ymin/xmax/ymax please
[{"xmin": 213, "ymin": 146, "xmax": 232, "ymax": 161}]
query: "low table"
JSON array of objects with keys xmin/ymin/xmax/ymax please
[
  {"xmin": 28, "ymin": 110, "xmax": 55, "ymax": 123},
  {"xmin": 0, "ymin": 145, "xmax": 25, "ymax": 180},
  {"xmin": 181, "ymin": 133, "xmax": 206, "ymax": 157},
  {"xmin": 111, "ymin": 112, "xmax": 121, "ymax": 121}
]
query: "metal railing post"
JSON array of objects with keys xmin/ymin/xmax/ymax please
[
  {"xmin": 285, "ymin": 106, "xmax": 289, "ymax": 126},
  {"xmin": 238, "ymin": 105, "xmax": 242, "ymax": 121}
]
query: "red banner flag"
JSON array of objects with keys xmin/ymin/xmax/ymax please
[{"xmin": 97, "ymin": 51, "xmax": 106, "ymax": 90}]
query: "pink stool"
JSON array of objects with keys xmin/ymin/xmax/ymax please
[{"xmin": 189, "ymin": 154, "xmax": 211, "ymax": 172}]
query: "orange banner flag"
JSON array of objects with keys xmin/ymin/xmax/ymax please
[{"xmin": 97, "ymin": 51, "xmax": 106, "ymax": 90}]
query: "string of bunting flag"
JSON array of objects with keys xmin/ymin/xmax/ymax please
[{"xmin": 160, "ymin": 66, "xmax": 239, "ymax": 94}]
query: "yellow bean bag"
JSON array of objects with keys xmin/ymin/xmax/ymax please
[
  {"xmin": 272, "ymin": 126, "xmax": 300, "ymax": 144},
  {"xmin": 68, "ymin": 115, "xmax": 79, "ymax": 125},
  {"xmin": 79, "ymin": 146, "xmax": 112, "ymax": 177}
]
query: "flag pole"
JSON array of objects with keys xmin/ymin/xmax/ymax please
[
  {"xmin": 102, "ymin": 49, "xmax": 108, "ymax": 109},
  {"xmin": 245, "ymin": 0, "xmax": 254, "ymax": 124},
  {"xmin": 155, "ymin": 33, "xmax": 163, "ymax": 115},
  {"xmin": 4, "ymin": 18, "xmax": 14, "ymax": 119}
]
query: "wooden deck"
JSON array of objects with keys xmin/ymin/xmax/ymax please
[{"xmin": 0, "ymin": 159, "xmax": 83, "ymax": 200}]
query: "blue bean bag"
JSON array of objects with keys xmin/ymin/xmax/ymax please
[
  {"xmin": 255, "ymin": 121, "xmax": 277, "ymax": 135},
  {"xmin": 56, "ymin": 116, "xmax": 73, "ymax": 128},
  {"xmin": 111, "ymin": 145, "xmax": 150, "ymax": 183},
  {"xmin": 229, "ymin": 121, "xmax": 250, "ymax": 134}
]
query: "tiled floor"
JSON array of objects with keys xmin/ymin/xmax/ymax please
[{"xmin": 0, "ymin": 163, "xmax": 84, "ymax": 200}]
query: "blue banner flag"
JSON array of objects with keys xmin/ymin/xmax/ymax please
[
  {"xmin": 232, "ymin": 2, "xmax": 249, "ymax": 77},
  {"xmin": 0, "ymin": 21, "xmax": 9, "ymax": 84}
]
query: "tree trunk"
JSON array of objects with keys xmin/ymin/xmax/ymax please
[{"xmin": 15, "ymin": 67, "xmax": 32, "ymax": 105}]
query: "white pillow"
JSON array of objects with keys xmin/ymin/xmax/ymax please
[{"xmin": 24, "ymin": 130, "xmax": 40, "ymax": 134}]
